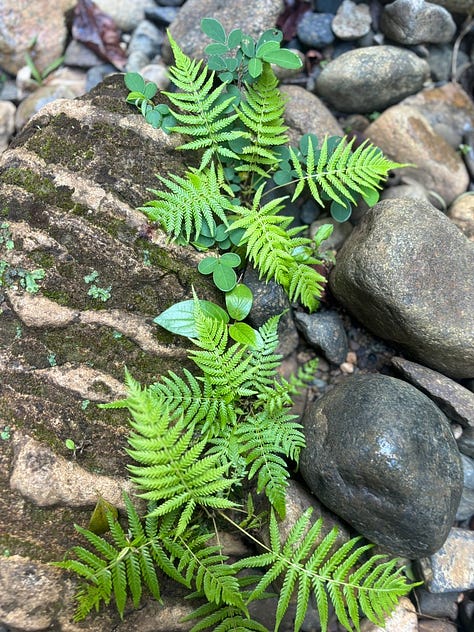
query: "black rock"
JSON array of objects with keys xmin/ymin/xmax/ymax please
[
  {"xmin": 294, "ymin": 309, "xmax": 348, "ymax": 365},
  {"xmin": 300, "ymin": 374, "xmax": 463, "ymax": 558}
]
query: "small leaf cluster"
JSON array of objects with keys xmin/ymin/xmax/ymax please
[
  {"xmin": 201, "ymin": 18, "xmax": 302, "ymax": 84},
  {"xmin": 0, "ymin": 224, "xmax": 45, "ymax": 294},
  {"xmin": 125, "ymin": 73, "xmax": 176, "ymax": 132}
]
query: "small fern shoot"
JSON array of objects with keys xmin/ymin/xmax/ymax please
[{"xmin": 165, "ymin": 31, "xmax": 249, "ymax": 169}]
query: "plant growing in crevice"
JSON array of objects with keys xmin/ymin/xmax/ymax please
[{"xmin": 54, "ymin": 19, "xmax": 418, "ymax": 632}]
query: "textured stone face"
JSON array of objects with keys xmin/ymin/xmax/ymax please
[
  {"xmin": 0, "ymin": 75, "xmax": 221, "ymax": 573},
  {"xmin": 299, "ymin": 374, "xmax": 464, "ymax": 558},
  {"xmin": 329, "ymin": 199, "xmax": 474, "ymax": 379}
]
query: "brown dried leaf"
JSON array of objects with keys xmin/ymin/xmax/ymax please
[{"xmin": 72, "ymin": 0, "xmax": 127, "ymax": 71}]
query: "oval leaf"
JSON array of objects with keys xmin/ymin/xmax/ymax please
[
  {"xmin": 145, "ymin": 109, "xmax": 162, "ymax": 128},
  {"xmin": 227, "ymin": 28, "xmax": 243, "ymax": 49},
  {"xmin": 198, "ymin": 256, "xmax": 218, "ymax": 275},
  {"xmin": 330, "ymin": 200, "xmax": 352, "ymax": 223},
  {"xmin": 213, "ymin": 264, "xmax": 237, "ymax": 292},
  {"xmin": 124, "ymin": 72, "xmax": 145, "ymax": 93},
  {"xmin": 361, "ymin": 186, "xmax": 380, "ymax": 207},
  {"xmin": 262, "ymin": 48, "xmax": 303, "ymax": 69},
  {"xmin": 248, "ymin": 57, "xmax": 263, "ymax": 78},
  {"xmin": 220, "ymin": 252, "xmax": 241, "ymax": 268},
  {"xmin": 225, "ymin": 284, "xmax": 253, "ymax": 320},
  {"xmin": 229, "ymin": 322, "xmax": 262, "ymax": 347},
  {"xmin": 154, "ymin": 299, "xmax": 229, "ymax": 337},
  {"xmin": 256, "ymin": 40, "xmax": 280, "ymax": 58},
  {"xmin": 205, "ymin": 42, "xmax": 229, "ymax": 55},
  {"xmin": 201, "ymin": 17, "xmax": 227, "ymax": 43},
  {"xmin": 143, "ymin": 82, "xmax": 158, "ymax": 99}
]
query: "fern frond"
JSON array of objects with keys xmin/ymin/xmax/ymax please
[
  {"xmin": 236, "ymin": 63, "xmax": 288, "ymax": 178},
  {"xmin": 289, "ymin": 135, "xmax": 406, "ymax": 207},
  {"xmin": 230, "ymin": 185, "xmax": 325, "ymax": 311},
  {"xmin": 165, "ymin": 32, "xmax": 248, "ymax": 169},
  {"xmin": 53, "ymin": 493, "xmax": 181, "ymax": 621},
  {"xmin": 236, "ymin": 509, "xmax": 416, "ymax": 632},
  {"xmin": 141, "ymin": 163, "xmax": 235, "ymax": 242}
]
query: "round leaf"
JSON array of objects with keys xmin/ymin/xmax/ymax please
[
  {"xmin": 143, "ymin": 82, "xmax": 158, "ymax": 99},
  {"xmin": 198, "ymin": 256, "xmax": 218, "ymax": 275},
  {"xmin": 256, "ymin": 40, "xmax": 280, "ymax": 58},
  {"xmin": 229, "ymin": 226, "xmax": 245, "ymax": 246},
  {"xmin": 145, "ymin": 109, "xmax": 162, "ymax": 128},
  {"xmin": 229, "ymin": 322, "xmax": 261, "ymax": 347},
  {"xmin": 273, "ymin": 170, "xmax": 293, "ymax": 186},
  {"xmin": 215, "ymin": 224, "xmax": 229, "ymax": 241},
  {"xmin": 201, "ymin": 18, "xmax": 227, "ymax": 43},
  {"xmin": 154, "ymin": 299, "xmax": 229, "ymax": 338},
  {"xmin": 65, "ymin": 439, "xmax": 76, "ymax": 450},
  {"xmin": 257, "ymin": 29, "xmax": 283, "ymax": 47},
  {"xmin": 220, "ymin": 252, "xmax": 241, "ymax": 268},
  {"xmin": 208, "ymin": 55, "xmax": 228, "ymax": 71},
  {"xmin": 227, "ymin": 28, "xmax": 243, "ymax": 49},
  {"xmin": 361, "ymin": 187, "xmax": 380, "ymax": 207},
  {"xmin": 124, "ymin": 72, "xmax": 145, "ymax": 93},
  {"xmin": 213, "ymin": 264, "xmax": 237, "ymax": 292},
  {"xmin": 205, "ymin": 42, "xmax": 229, "ymax": 55},
  {"xmin": 330, "ymin": 200, "xmax": 352, "ymax": 223},
  {"xmin": 225, "ymin": 283, "xmax": 253, "ymax": 320}
]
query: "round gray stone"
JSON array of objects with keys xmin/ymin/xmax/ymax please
[
  {"xmin": 329, "ymin": 199, "xmax": 474, "ymax": 379},
  {"xmin": 380, "ymin": 0, "xmax": 456, "ymax": 45},
  {"xmin": 315, "ymin": 45, "xmax": 430, "ymax": 113},
  {"xmin": 300, "ymin": 374, "xmax": 463, "ymax": 557}
]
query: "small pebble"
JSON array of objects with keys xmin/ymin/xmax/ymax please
[
  {"xmin": 346, "ymin": 351, "xmax": 357, "ymax": 365},
  {"xmin": 297, "ymin": 12, "xmax": 335, "ymax": 48},
  {"xmin": 340, "ymin": 361, "xmax": 355, "ymax": 374}
]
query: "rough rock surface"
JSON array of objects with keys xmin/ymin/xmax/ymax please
[
  {"xmin": 329, "ymin": 199, "xmax": 474, "ymax": 379},
  {"xmin": 380, "ymin": 0, "xmax": 456, "ymax": 45},
  {"xmin": 315, "ymin": 46, "xmax": 430, "ymax": 113},
  {"xmin": 0, "ymin": 75, "xmax": 222, "ymax": 628},
  {"xmin": 300, "ymin": 374, "xmax": 463, "ymax": 557}
]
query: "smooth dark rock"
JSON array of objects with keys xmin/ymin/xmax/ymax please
[
  {"xmin": 145, "ymin": 6, "xmax": 179, "ymax": 25},
  {"xmin": 458, "ymin": 426, "xmax": 474, "ymax": 458},
  {"xmin": 243, "ymin": 266, "xmax": 299, "ymax": 358},
  {"xmin": 415, "ymin": 587, "xmax": 459, "ymax": 621},
  {"xmin": 300, "ymin": 374, "xmax": 463, "ymax": 557},
  {"xmin": 380, "ymin": 0, "xmax": 456, "ymax": 45},
  {"xmin": 330, "ymin": 199, "xmax": 474, "ymax": 379},
  {"xmin": 294, "ymin": 310, "xmax": 348, "ymax": 365}
]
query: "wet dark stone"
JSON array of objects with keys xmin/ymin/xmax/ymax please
[
  {"xmin": 294, "ymin": 309, "xmax": 348, "ymax": 365},
  {"xmin": 300, "ymin": 374, "xmax": 463, "ymax": 557}
]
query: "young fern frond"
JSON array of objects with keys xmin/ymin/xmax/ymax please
[
  {"xmin": 165, "ymin": 32, "xmax": 248, "ymax": 169},
  {"xmin": 118, "ymin": 372, "xmax": 238, "ymax": 533},
  {"xmin": 230, "ymin": 186, "xmax": 325, "ymax": 311},
  {"xmin": 141, "ymin": 163, "xmax": 235, "ymax": 242},
  {"xmin": 289, "ymin": 135, "xmax": 405, "ymax": 207},
  {"xmin": 53, "ymin": 493, "xmax": 184, "ymax": 621},
  {"xmin": 236, "ymin": 509, "xmax": 416, "ymax": 632},
  {"xmin": 236, "ymin": 63, "xmax": 288, "ymax": 179}
]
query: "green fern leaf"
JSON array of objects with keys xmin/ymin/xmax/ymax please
[
  {"xmin": 289, "ymin": 135, "xmax": 407, "ymax": 209},
  {"xmin": 141, "ymin": 163, "xmax": 235, "ymax": 242},
  {"xmin": 236, "ymin": 63, "xmax": 288, "ymax": 179},
  {"xmin": 165, "ymin": 31, "xmax": 248, "ymax": 169},
  {"xmin": 236, "ymin": 509, "xmax": 416, "ymax": 632}
]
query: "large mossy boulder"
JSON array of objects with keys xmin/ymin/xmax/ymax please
[{"xmin": 0, "ymin": 75, "xmax": 221, "ymax": 629}]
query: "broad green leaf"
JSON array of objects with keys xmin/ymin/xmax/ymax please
[
  {"xmin": 229, "ymin": 227, "xmax": 245, "ymax": 246},
  {"xmin": 241, "ymin": 36, "xmax": 255, "ymax": 57},
  {"xmin": 65, "ymin": 439, "xmax": 76, "ymax": 450},
  {"xmin": 124, "ymin": 72, "xmax": 145, "ymax": 92},
  {"xmin": 220, "ymin": 252, "xmax": 241, "ymax": 268},
  {"xmin": 300, "ymin": 133, "xmax": 318, "ymax": 156},
  {"xmin": 88, "ymin": 496, "xmax": 118, "ymax": 535},
  {"xmin": 218, "ymin": 71, "xmax": 234, "ymax": 83},
  {"xmin": 248, "ymin": 57, "xmax": 263, "ymax": 78},
  {"xmin": 257, "ymin": 28, "xmax": 283, "ymax": 47},
  {"xmin": 213, "ymin": 264, "xmax": 237, "ymax": 292},
  {"xmin": 156, "ymin": 104, "xmax": 170, "ymax": 114},
  {"xmin": 227, "ymin": 28, "xmax": 243, "ymax": 48},
  {"xmin": 273, "ymin": 170, "xmax": 293, "ymax": 186},
  {"xmin": 204, "ymin": 42, "xmax": 229, "ymax": 55},
  {"xmin": 161, "ymin": 114, "xmax": 177, "ymax": 134},
  {"xmin": 201, "ymin": 17, "xmax": 227, "ymax": 43},
  {"xmin": 214, "ymin": 224, "xmax": 228, "ymax": 242},
  {"xmin": 225, "ymin": 57, "xmax": 239, "ymax": 72},
  {"xmin": 198, "ymin": 256, "xmax": 218, "ymax": 275},
  {"xmin": 330, "ymin": 200, "xmax": 352, "ymax": 223},
  {"xmin": 143, "ymin": 82, "xmax": 158, "ymax": 99},
  {"xmin": 207, "ymin": 55, "xmax": 228, "ymax": 71},
  {"xmin": 225, "ymin": 283, "xmax": 253, "ymax": 320},
  {"xmin": 262, "ymin": 48, "xmax": 302, "ymax": 69},
  {"xmin": 256, "ymin": 40, "xmax": 280, "ymax": 58},
  {"xmin": 145, "ymin": 109, "xmax": 162, "ymax": 128},
  {"xmin": 361, "ymin": 187, "xmax": 380, "ymax": 207},
  {"xmin": 154, "ymin": 299, "xmax": 229, "ymax": 337},
  {"xmin": 229, "ymin": 322, "xmax": 261, "ymax": 347}
]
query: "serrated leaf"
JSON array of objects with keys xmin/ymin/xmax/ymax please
[
  {"xmin": 229, "ymin": 322, "xmax": 261, "ymax": 347},
  {"xmin": 225, "ymin": 284, "xmax": 253, "ymax": 320},
  {"xmin": 201, "ymin": 17, "xmax": 227, "ymax": 43},
  {"xmin": 154, "ymin": 300, "xmax": 229, "ymax": 337},
  {"xmin": 124, "ymin": 72, "xmax": 145, "ymax": 93}
]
